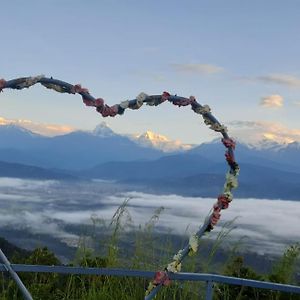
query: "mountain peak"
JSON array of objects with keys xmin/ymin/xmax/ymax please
[
  {"xmin": 142, "ymin": 131, "xmax": 170, "ymax": 142},
  {"xmin": 0, "ymin": 123, "xmax": 39, "ymax": 137},
  {"xmin": 92, "ymin": 122, "xmax": 115, "ymax": 137},
  {"xmin": 235, "ymin": 137, "xmax": 296, "ymax": 152},
  {"xmin": 132, "ymin": 130, "xmax": 193, "ymax": 153}
]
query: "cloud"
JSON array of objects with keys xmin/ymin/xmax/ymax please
[
  {"xmin": 170, "ymin": 63, "xmax": 224, "ymax": 74},
  {"xmin": 101, "ymin": 192, "xmax": 300, "ymax": 255},
  {"xmin": 228, "ymin": 120, "xmax": 300, "ymax": 144},
  {"xmin": 0, "ymin": 116, "xmax": 74, "ymax": 136},
  {"xmin": 0, "ymin": 178, "xmax": 299, "ymax": 255},
  {"xmin": 258, "ymin": 74, "xmax": 300, "ymax": 88},
  {"xmin": 260, "ymin": 94, "xmax": 283, "ymax": 108}
]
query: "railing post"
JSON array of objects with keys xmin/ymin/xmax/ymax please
[
  {"xmin": 205, "ymin": 280, "xmax": 213, "ymax": 300},
  {"xmin": 0, "ymin": 249, "xmax": 33, "ymax": 300}
]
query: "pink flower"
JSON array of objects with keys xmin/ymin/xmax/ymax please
[
  {"xmin": 94, "ymin": 98, "xmax": 104, "ymax": 107},
  {"xmin": 217, "ymin": 194, "xmax": 230, "ymax": 209},
  {"xmin": 98, "ymin": 104, "xmax": 119, "ymax": 117},
  {"xmin": 211, "ymin": 210, "xmax": 221, "ymax": 226},
  {"xmin": 73, "ymin": 84, "xmax": 89, "ymax": 94},
  {"xmin": 161, "ymin": 91, "xmax": 171, "ymax": 102},
  {"xmin": 83, "ymin": 98, "xmax": 95, "ymax": 107},
  {"xmin": 222, "ymin": 138, "xmax": 236, "ymax": 149},
  {"xmin": 0, "ymin": 79, "xmax": 6, "ymax": 92},
  {"xmin": 173, "ymin": 98, "xmax": 192, "ymax": 107},
  {"xmin": 153, "ymin": 271, "xmax": 171, "ymax": 286},
  {"xmin": 225, "ymin": 151, "xmax": 235, "ymax": 164}
]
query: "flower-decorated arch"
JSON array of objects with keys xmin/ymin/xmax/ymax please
[{"xmin": 0, "ymin": 75, "xmax": 239, "ymax": 299}]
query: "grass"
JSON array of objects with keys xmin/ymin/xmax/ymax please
[{"xmin": 0, "ymin": 199, "xmax": 299, "ymax": 300}]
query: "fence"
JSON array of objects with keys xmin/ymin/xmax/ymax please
[{"xmin": 1, "ymin": 249, "xmax": 300, "ymax": 300}]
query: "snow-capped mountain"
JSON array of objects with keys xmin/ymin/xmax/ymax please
[
  {"xmin": 92, "ymin": 122, "xmax": 116, "ymax": 137},
  {"xmin": 0, "ymin": 123, "xmax": 164, "ymax": 169},
  {"xmin": 130, "ymin": 130, "xmax": 194, "ymax": 153},
  {"xmin": 0, "ymin": 124, "xmax": 46, "ymax": 149},
  {"xmin": 1, "ymin": 122, "xmax": 300, "ymax": 199},
  {"xmin": 232, "ymin": 136, "xmax": 291, "ymax": 152}
]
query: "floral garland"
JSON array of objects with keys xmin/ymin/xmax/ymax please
[{"xmin": 0, "ymin": 75, "xmax": 239, "ymax": 299}]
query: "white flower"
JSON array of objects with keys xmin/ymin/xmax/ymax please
[
  {"xmin": 210, "ymin": 123, "xmax": 228, "ymax": 133},
  {"xmin": 189, "ymin": 234, "xmax": 199, "ymax": 253},
  {"xmin": 167, "ymin": 261, "xmax": 182, "ymax": 273},
  {"xmin": 195, "ymin": 104, "xmax": 211, "ymax": 114},
  {"xmin": 119, "ymin": 100, "xmax": 130, "ymax": 109},
  {"xmin": 136, "ymin": 92, "xmax": 148, "ymax": 102},
  {"xmin": 173, "ymin": 249, "xmax": 183, "ymax": 261},
  {"xmin": 224, "ymin": 172, "xmax": 238, "ymax": 189}
]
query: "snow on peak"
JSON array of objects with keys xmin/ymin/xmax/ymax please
[
  {"xmin": 225, "ymin": 135, "xmax": 299, "ymax": 154},
  {"xmin": 92, "ymin": 122, "xmax": 115, "ymax": 137},
  {"xmin": 141, "ymin": 131, "xmax": 169, "ymax": 142},
  {"xmin": 285, "ymin": 141, "xmax": 300, "ymax": 150},
  {"xmin": 133, "ymin": 130, "xmax": 193, "ymax": 152}
]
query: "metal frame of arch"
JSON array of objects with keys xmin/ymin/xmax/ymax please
[{"xmin": 0, "ymin": 75, "xmax": 240, "ymax": 299}]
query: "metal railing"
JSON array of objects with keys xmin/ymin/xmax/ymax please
[{"xmin": 1, "ymin": 249, "xmax": 300, "ymax": 300}]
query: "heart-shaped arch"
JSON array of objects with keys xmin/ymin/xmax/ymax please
[{"xmin": 0, "ymin": 75, "xmax": 239, "ymax": 299}]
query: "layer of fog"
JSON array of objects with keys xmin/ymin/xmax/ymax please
[{"xmin": 0, "ymin": 178, "xmax": 299, "ymax": 255}]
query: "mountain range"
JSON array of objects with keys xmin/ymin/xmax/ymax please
[
  {"xmin": 0, "ymin": 123, "xmax": 165, "ymax": 170},
  {"xmin": 0, "ymin": 123, "xmax": 299, "ymax": 200}
]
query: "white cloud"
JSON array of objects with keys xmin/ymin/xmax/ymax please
[
  {"xmin": 260, "ymin": 94, "xmax": 283, "ymax": 108},
  {"xmin": 0, "ymin": 179, "xmax": 299, "ymax": 255},
  {"xmin": 0, "ymin": 116, "xmax": 75, "ymax": 136},
  {"xmin": 228, "ymin": 120, "xmax": 300, "ymax": 144},
  {"xmin": 259, "ymin": 74, "xmax": 300, "ymax": 88},
  {"xmin": 170, "ymin": 63, "xmax": 224, "ymax": 74}
]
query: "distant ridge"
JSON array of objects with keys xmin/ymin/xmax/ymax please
[
  {"xmin": 0, "ymin": 236, "xmax": 31, "ymax": 259},
  {"xmin": 0, "ymin": 160, "xmax": 76, "ymax": 180},
  {"xmin": 0, "ymin": 122, "xmax": 300, "ymax": 200}
]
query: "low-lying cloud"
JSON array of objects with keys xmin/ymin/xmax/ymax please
[{"xmin": 0, "ymin": 178, "xmax": 299, "ymax": 255}]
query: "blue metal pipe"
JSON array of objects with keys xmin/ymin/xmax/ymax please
[
  {"xmin": 0, "ymin": 264, "xmax": 299, "ymax": 295},
  {"xmin": 205, "ymin": 281, "xmax": 214, "ymax": 300},
  {"xmin": 0, "ymin": 250, "xmax": 33, "ymax": 300}
]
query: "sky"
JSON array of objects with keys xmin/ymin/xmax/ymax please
[{"xmin": 1, "ymin": 1, "xmax": 300, "ymax": 144}]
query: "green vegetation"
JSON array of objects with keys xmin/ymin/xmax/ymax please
[{"xmin": 0, "ymin": 201, "xmax": 299, "ymax": 299}]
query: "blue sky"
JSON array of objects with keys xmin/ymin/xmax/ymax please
[{"xmin": 1, "ymin": 1, "xmax": 300, "ymax": 144}]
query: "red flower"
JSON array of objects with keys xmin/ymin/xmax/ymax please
[
  {"xmin": 211, "ymin": 210, "xmax": 221, "ymax": 226},
  {"xmin": 161, "ymin": 91, "xmax": 171, "ymax": 102},
  {"xmin": 213, "ymin": 203, "xmax": 221, "ymax": 212},
  {"xmin": 98, "ymin": 104, "xmax": 119, "ymax": 117},
  {"xmin": 94, "ymin": 98, "xmax": 104, "ymax": 107},
  {"xmin": 173, "ymin": 98, "xmax": 192, "ymax": 107},
  {"xmin": 153, "ymin": 271, "xmax": 171, "ymax": 286},
  {"xmin": 222, "ymin": 138, "xmax": 236, "ymax": 149},
  {"xmin": 0, "ymin": 79, "xmax": 6, "ymax": 92},
  {"xmin": 83, "ymin": 98, "xmax": 95, "ymax": 107},
  {"xmin": 217, "ymin": 194, "xmax": 230, "ymax": 209},
  {"xmin": 73, "ymin": 84, "xmax": 89, "ymax": 94},
  {"xmin": 225, "ymin": 151, "xmax": 235, "ymax": 164}
]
